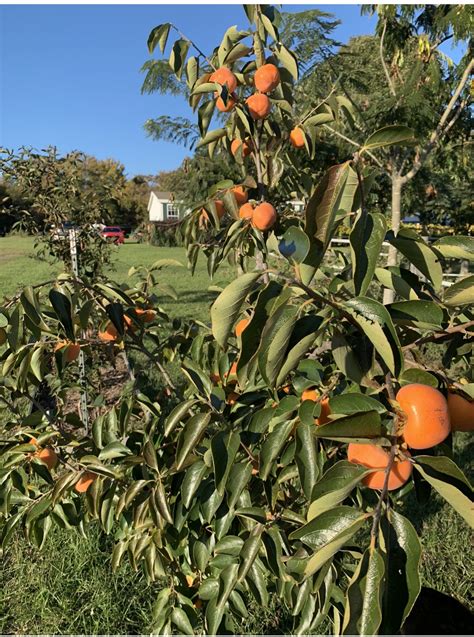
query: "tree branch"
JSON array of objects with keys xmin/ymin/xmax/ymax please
[
  {"xmin": 322, "ymin": 124, "xmax": 385, "ymax": 170},
  {"xmin": 401, "ymin": 58, "xmax": 473, "ymax": 184},
  {"xmin": 380, "ymin": 19, "xmax": 397, "ymax": 97}
]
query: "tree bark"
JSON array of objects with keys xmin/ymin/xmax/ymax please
[{"xmin": 383, "ymin": 175, "xmax": 402, "ymax": 305}]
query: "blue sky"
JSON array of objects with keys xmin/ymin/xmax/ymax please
[{"xmin": 0, "ymin": 4, "xmax": 465, "ymax": 178}]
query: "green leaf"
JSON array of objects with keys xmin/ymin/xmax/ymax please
[
  {"xmin": 49, "ymin": 290, "xmax": 75, "ymax": 341},
  {"xmin": 301, "ymin": 162, "xmax": 358, "ymax": 284},
  {"xmin": 387, "ymin": 300, "xmax": 445, "ymax": 330},
  {"xmin": 315, "ymin": 410, "xmax": 382, "ymax": 442},
  {"xmin": 259, "ymin": 306, "xmax": 300, "ymax": 388},
  {"xmin": 308, "ymin": 461, "xmax": 371, "ymax": 520},
  {"xmin": 399, "ymin": 368, "xmax": 438, "ymax": 387},
  {"xmin": 211, "ymin": 431, "xmax": 240, "ymax": 495},
  {"xmin": 380, "ymin": 510, "xmax": 421, "ymax": 634},
  {"xmin": 387, "ymin": 229, "xmax": 443, "ymax": 291},
  {"xmin": 238, "ymin": 524, "xmax": 264, "ymax": 581},
  {"xmin": 329, "ymin": 394, "xmax": 386, "ymax": 416},
  {"xmin": 169, "ymin": 38, "xmax": 190, "ymax": 78},
  {"xmin": 182, "ymin": 359, "xmax": 213, "ymax": 397},
  {"xmin": 343, "ymin": 296, "xmax": 404, "ymax": 377},
  {"xmin": 274, "ymin": 43, "xmax": 298, "ymax": 79},
  {"xmin": 182, "ymin": 460, "xmax": 208, "ymax": 509},
  {"xmin": 362, "ymin": 125, "xmax": 415, "ymax": 151},
  {"xmin": 414, "ymin": 456, "xmax": 473, "ymax": 528},
  {"xmin": 289, "ymin": 506, "xmax": 368, "ymax": 577},
  {"xmin": 171, "ymin": 607, "xmax": 194, "ymax": 635},
  {"xmin": 147, "ymin": 23, "xmax": 171, "ymax": 54},
  {"xmin": 443, "ymin": 275, "xmax": 474, "ymax": 307},
  {"xmin": 342, "ymin": 547, "xmax": 385, "ymax": 635},
  {"xmin": 98, "ymin": 441, "xmax": 132, "ymax": 461},
  {"xmin": 259, "ymin": 420, "xmax": 294, "ymax": 480},
  {"xmin": 433, "ymin": 236, "xmax": 474, "ymax": 261},
  {"xmin": 350, "ymin": 212, "xmax": 387, "ymax": 295},
  {"xmin": 176, "ymin": 413, "xmax": 211, "ymax": 471},
  {"xmin": 196, "ymin": 127, "xmax": 227, "ymax": 148},
  {"xmin": 211, "ymin": 272, "xmax": 261, "ymax": 347},
  {"xmin": 164, "ymin": 399, "xmax": 197, "ymax": 437},
  {"xmin": 215, "ymin": 536, "xmax": 245, "ymax": 555},
  {"xmin": 275, "ymin": 316, "xmax": 321, "ymax": 387},
  {"xmin": 304, "ymin": 111, "xmax": 334, "ymax": 127},
  {"xmin": 295, "ymin": 421, "xmax": 319, "ymax": 499},
  {"xmin": 227, "ymin": 462, "xmax": 253, "ymax": 509},
  {"xmin": 279, "ymin": 226, "xmax": 310, "ymax": 264}
]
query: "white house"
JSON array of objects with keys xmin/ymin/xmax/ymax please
[{"xmin": 148, "ymin": 191, "xmax": 187, "ymax": 223}]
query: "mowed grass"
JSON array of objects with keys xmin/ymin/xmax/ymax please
[
  {"xmin": 0, "ymin": 236, "xmax": 234, "ymax": 323},
  {"xmin": 1, "ymin": 235, "xmax": 473, "ymax": 633}
]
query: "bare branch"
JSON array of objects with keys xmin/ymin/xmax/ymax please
[
  {"xmin": 401, "ymin": 58, "xmax": 474, "ymax": 184},
  {"xmin": 322, "ymin": 124, "xmax": 385, "ymax": 170},
  {"xmin": 380, "ymin": 19, "xmax": 397, "ymax": 97}
]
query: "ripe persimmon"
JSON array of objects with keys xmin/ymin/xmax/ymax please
[
  {"xmin": 290, "ymin": 127, "xmax": 305, "ymax": 148},
  {"xmin": 397, "ymin": 384, "xmax": 451, "ymax": 449},
  {"xmin": 74, "ymin": 471, "xmax": 96, "ymax": 493},
  {"xmin": 231, "ymin": 186, "xmax": 248, "ymax": 205},
  {"xmin": 210, "ymin": 67, "xmax": 237, "ymax": 93},
  {"xmin": 225, "ymin": 361, "xmax": 238, "ymax": 384},
  {"xmin": 447, "ymin": 392, "xmax": 474, "ymax": 432},
  {"xmin": 347, "ymin": 443, "xmax": 413, "ymax": 490},
  {"xmin": 252, "ymin": 202, "xmax": 276, "ymax": 231},
  {"xmin": 235, "ymin": 318, "xmax": 249, "ymax": 337},
  {"xmin": 231, "ymin": 138, "xmax": 252, "ymax": 158},
  {"xmin": 246, "ymin": 93, "xmax": 271, "ymax": 120},
  {"xmin": 200, "ymin": 201, "xmax": 225, "ymax": 225},
  {"xmin": 254, "ymin": 63, "xmax": 280, "ymax": 93},
  {"xmin": 216, "ymin": 95, "xmax": 236, "ymax": 112},
  {"xmin": 239, "ymin": 203, "xmax": 254, "ymax": 220},
  {"xmin": 99, "ymin": 322, "xmax": 119, "ymax": 342},
  {"xmin": 55, "ymin": 340, "xmax": 81, "ymax": 362},
  {"xmin": 35, "ymin": 447, "xmax": 58, "ymax": 471},
  {"xmin": 301, "ymin": 389, "xmax": 331, "ymax": 425},
  {"xmin": 135, "ymin": 308, "xmax": 156, "ymax": 323}
]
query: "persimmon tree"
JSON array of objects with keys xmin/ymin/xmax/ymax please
[{"xmin": 1, "ymin": 5, "xmax": 473, "ymax": 635}]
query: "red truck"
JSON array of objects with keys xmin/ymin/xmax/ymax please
[{"xmin": 102, "ymin": 226, "xmax": 125, "ymax": 244}]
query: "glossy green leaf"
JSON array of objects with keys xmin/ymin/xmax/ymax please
[
  {"xmin": 375, "ymin": 266, "xmax": 429, "ymax": 301},
  {"xmin": 342, "ymin": 547, "xmax": 385, "ymax": 635},
  {"xmin": 350, "ymin": 211, "xmax": 387, "ymax": 295},
  {"xmin": 227, "ymin": 462, "xmax": 253, "ymax": 509},
  {"xmin": 259, "ymin": 420, "xmax": 294, "ymax": 480},
  {"xmin": 380, "ymin": 510, "xmax": 421, "ymax": 634},
  {"xmin": 433, "ymin": 235, "xmax": 474, "ymax": 261},
  {"xmin": 308, "ymin": 461, "xmax": 371, "ymax": 520},
  {"xmin": 387, "ymin": 229, "xmax": 443, "ymax": 291},
  {"xmin": 176, "ymin": 412, "xmax": 211, "ymax": 471},
  {"xmin": 181, "ymin": 460, "xmax": 208, "ymax": 509},
  {"xmin": 211, "ymin": 272, "xmax": 260, "ymax": 347},
  {"xmin": 196, "ymin": 127, "xmax": 227, "ymax": 148},
  {"xmin": 414, "ymin": 456, "xmax": 473, "ymax": 528},
  {"xmin": 443, "ymin": 275, "xmax": 474, "ymax": 307},
  {"xmin": 329, "ymin": 393, "xmax": 386, "ymax": 416},
  {"xmin": 171, "ymin": 607, "xmax": 194, "ymax": 634},
  {"xmin": 49, "ymin": 290, "xmax": 75, "ymax": 341},
  {"xmin": 211, "ymin": 431, "xmax": 240, "ymax": 495},
  {"xmin": 164, "ymin": 399, "xmax": 197, "ymax": 437},
  {"xmin": 279, "ymin": 226, "xmax": 310, "ymax": 264},
  {"xmin": 295, "ymin": 421, "xmax": 319, "ymax": 499},
  {"xmin": 362, "ymin": 125, "xmax": 415, "ymax": 151},
  {"xmin": 147, "ymin": 23, "xmax": 171, "ymax": 53},
  {"xmin": 343, "ymin": 296, "xmax": 403, "ymax": 377},
  {"xmin": 387, "ymin": 300, "xmax": 445, "ymax": 330},
  {"xmin": 315, "ymin": 410, "xmax": 382, "ymax": 441},
  {"xmin": 259, "ymin": 306, "xmax": 299, "ymax": 387},
  {"xmin": 290, "ymin": 506, "xmax": 368, "ymax": 577}
]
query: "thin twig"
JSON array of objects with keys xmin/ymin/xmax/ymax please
[
  {"xmin": 322, "ymin": 124, "xmax": 385, "ymax": 170},
  {"xmin": 380, "ymin": 19, "xmax": 397, "ymax": 97}
]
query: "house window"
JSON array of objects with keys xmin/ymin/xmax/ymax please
[{"xmin": 166, "ymin": 203, "xmax": 179, "ymax": 220}]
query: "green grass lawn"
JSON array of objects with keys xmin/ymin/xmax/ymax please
[
  {"xmin": 1, "ymin": 235, "xmax": 473, "ymax": 633},
  {"xmin": 0, "ymin": 235, "xmax": 234, "ymax": 323}
]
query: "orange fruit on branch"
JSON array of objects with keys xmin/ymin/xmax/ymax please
[
  {"xmin": 231, "ymin": 138, "xmax": 252, "ymax": 158},
  {"xmin": 447, "ymin": 391, "xmax": 474, "ymax": 432},
  {"xmin": 231, "ymin": 185, "xmax": 248, "ymax": 205},
  {"xmin": 216, "ymin": 94, "xmax": 236, "ymax": 112},
  {"xmin": 99, "ymin": 322, "xmax": 119, "ymax": 342},
  {"xmin": 347, "ymin": 443, "xmax": 412, "ymax": 490},
  {"xmin": 235, "ymin": 318, "xmax": 249, "ymax": 338},
  {"xmin": 74, "ymin": 471, "xmax": 96, "ymax": 493},
  {"xmin": 289, "ymin": 127, "xmax": 305, "ymax": 148},
  {"xmin": 254, "ymin": 63, "xmax": 280, "ymax": 93},
  {"xmin": 252, "ymin": 202, "xmax": 277, "ymax": 231},
  {"xmin": 54, "ymin": 340, "xmax": 81, "ymax": 362},
  {"xmin": 246, "ymin": 93, "xmax": 271, "ymax": 120},
  {"xmin": 239, "ymin": 202, "xmax": 254, "ymax": 220},
  {"xmin": 35, "ymin": 447, "xmax": 58, "ymax": 471},
  {"xmin": 301, "ymin": 389, "xmax": 331, "ymax": 425},
  {"xmin": 396, "ymin": 384, "xmax": 451, "ymax": 449},
  {"xmin": 135, "ymin": 308, "xmax": 156, "ymax": 323},
  {"xmin": 210, "ymin": 67, "xmax": 237, "ymax": 92}
]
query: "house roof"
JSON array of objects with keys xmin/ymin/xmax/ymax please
[{"xmin": 151, "ymin": 190, "xmax": 173, "ymax": 200}]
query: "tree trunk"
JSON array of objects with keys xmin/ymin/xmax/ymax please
[{"xmin": 383, "ymin": 175, "xmax": 402, "ymax": 305}]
